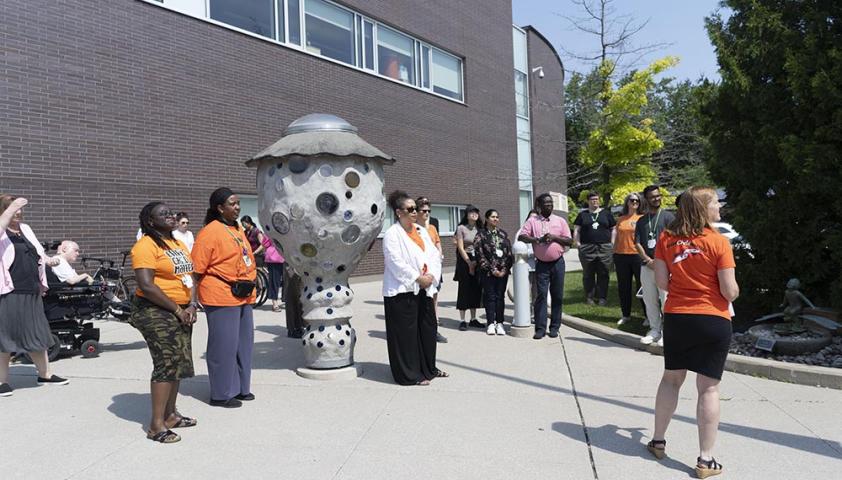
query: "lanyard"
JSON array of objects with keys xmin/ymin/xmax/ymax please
[
  {"xmin": 589, "ymin": 209, "xmax": 600, "ymax": 224},
  {"xmin": 221, "ymin": 223, "xmax": 249, "ymax": 276},
  {"xmin": 648, "ymin": 209, "xmax": 662, "ymax": 239}
]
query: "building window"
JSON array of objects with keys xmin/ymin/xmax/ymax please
[
  {"xmin": 515, "ymin": 71, "xmax": 528, "ymax": 118},
  {"xmin": 209, "ymin": 0, "xmax": 275, "ymax": 39},
  {"xmin": 432, "ymin": 49, "xmax": 463, "ymax": 101},
  {"xmin": 288, "ymin": 0, "xmax": 302, "ymax": 44},
  {"xmin": 304, "ymin": 0, "xmax": 355, "ymax": 65},
  {"xmin": 275, "ymin": 0, "xmax": 285, "ymax": 42},
  {"xmin": 377, "ymin": 26, "xmax": 415, "ymax": 85},
  {"xmin": 363, "ymin": 20, "xmax": 374, "ymax": 70}
]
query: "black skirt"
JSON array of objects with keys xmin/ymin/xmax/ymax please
[
  {"xmin": 454, "ymin": 252, "xmax": 483, "ymax": 310},
  {"xmin": 662, "ymin": 313, "xmax": 732, "ymax": 380}
]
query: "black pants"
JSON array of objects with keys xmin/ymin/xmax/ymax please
[
  {"xmin": 383, "ymin": 291, "xmax": 438, "ymax": 385},
  {"xmin": 481, "ymin": 274, "xmax": 508, "ymax": 325},
  {"xmin": 266, "ymin": 262, "xmax": 284, "ymax": 301},
  {"xmin": 613, "ymin": 254, "xmax": 642, "ymax": 317},
  {"xmin": 579, "ymin": 243, "xmax": 613, "ymax": 300}
]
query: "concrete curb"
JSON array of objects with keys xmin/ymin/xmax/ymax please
[{"xmin": 561, "ymin": 313, "xmax": 842, "ymax": 390}]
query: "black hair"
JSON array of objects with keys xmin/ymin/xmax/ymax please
[
  {"xmin": 415, "ymin": 196, "xmax": 431, "ymax": 208},
  {"xmin": 643, "ymin": 185, "xmax": 661, "ymax": 198},
  {"xmin": 458, "ymin": 205, "xmax": 483, "ymax": 229},
  {"xmin": 176, "ymin": 212, "xmax": 189, "ymax": 222},
  {"xmin": 387, "ymin": 190, "xmax": 411, "ymax": 212},
  {"xmin": 587, "ymin": 190, "xmax": 600, "ymax": 199},
  {"xmin": 139, "ymin": 201, "xmax": 172, "ymax": 250},
  {"xmin": 484, "ymin": 209, "xmax": 498, "ymax": 219},
  {"xmin": 535, "ymin": 193, "xmax": 553, "ymax": 206},
  {"xmin": 205, "ymin": 187, "xmax": 235, "ymax": 226},
  {"xmin": 240, "ymin": 215, "xmax": 255, "ymax": 228}
]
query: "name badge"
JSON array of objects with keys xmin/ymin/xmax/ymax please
[
  {"xmin": 495, "ymin": 248, "xmax": 503, "ymax": 258},
  {"xmin": 180, "ymin": 274, "xmax": 194, "ymax": 288},
  {"xmin": 591, "ymin": 222, "xmax": 599, "ymax": 229},
  {"xmin": 647, "ymin": 239, "xmax": 656, "ymax": 249},
  {"xmin": 243, "ymin": 254, "xmax": 253, "ymax": 267}
]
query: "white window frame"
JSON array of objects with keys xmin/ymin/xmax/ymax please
[{"xmin": 143, "ymin": 0, "xmax": 464, "ymax": 104}]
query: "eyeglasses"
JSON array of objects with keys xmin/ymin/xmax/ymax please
[
  {"xmin": 402, "ymin": 206, "xmax": 417, "ymax": 213},
  {"xmin": 179, "ymin": 221, "xmax": 189, "ymax": 225},
  {"xmin": 158, "ymin": 210, "xmax": 176, "ymax": 218},
  {"xmin": 420, "ymin": 209, "xmax": 431, "ymax": 213}
]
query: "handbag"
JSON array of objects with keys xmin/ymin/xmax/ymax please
[{"xmin": 209, "ymin": 273, "xmax": 255, "ymax": 298}]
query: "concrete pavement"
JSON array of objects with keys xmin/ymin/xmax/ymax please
[{"xmin": 2, "ymin": 276, "xmax": 840, "ymax": 479}]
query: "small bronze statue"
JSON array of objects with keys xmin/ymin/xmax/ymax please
[{"xmin": 776, "ymin": 278, "xmax": 814, "ymax": 334}]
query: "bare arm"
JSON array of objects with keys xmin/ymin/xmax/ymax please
[
  {"xmin": 573, "ymin": 226, "xmax": 580, "ymax": 246},
  {"xmin": 252, "ymin": 231, "xmax": 266, "ymax": 256},
  {"xmin": 0, "ymin": 198, "xmax": 27, "ymax": 231},
  {"xmin": 64, "ymin": 273, "xmax": 94, "ymax": 285},
  {"xmin": 456, "ymin": 236, "xmax": 469, "ymax": 262},
  {"xmin": 717, "ymin": 268, "xmax": 739, "ymax": 302},
  {"xmin": 135, "ymin": 268, "xmax": 195, "ymax": 325},
  {"xmin": 610, "ymin": 227, "xmax": 617, "ymax": 246},
  {"xmin": 796, "ymin": 291, "xmax": 816, "ymax": 309},
  {"xmin": 654, "ymin": 259, "xmax": 670, "ymax": 291},
  {"xmin": 635, "ymin": 243, "xmax": 655, "ymax": 269}
]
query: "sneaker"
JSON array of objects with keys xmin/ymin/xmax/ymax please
[
  {"xmin": 617, "ymin": 317, "xmax": 629, "ymax": 326},
  {"xmin": 533, "ymin": 330, "xmax": 545, "ymax": 340},
  {"xmin": 37, "ymin": 375, "xmax": 69, "ymax": 386},
  {"xmin": 0, "ymin": 383, "xmax": 12, "ymax": 397},
  {"xmin": 640, "ymin": 329, "xmax": 661, "ymax": 345},
  {"xmin": 548, "ymin": 329, "xmax": 559, "ymax": 338},
  {"xmin": 486, "ymin": 323, "xmax": 496, "ymax": 335},
  {"xmin": 586, "ymin": 298, "xmax": 595, "ymax": 306},
  {"xmin": 436, "ymin": 332, "xmax": 449, "ymax": 343},
  {"xmin": 495, "ymin": 323, "xmax": 506, "ymax": 336},
  {"xmin": 656, "ymin": 337, "xmax": 664, "ymax": 347},
  {"xmin": 468, "ymin": 319, "xmax": 484, "ymax": 329},
  {"xmin": 458, "ymin": 321, "xmax": 468, "ymax": 331},
  {"xmin": 597, "ymin": 298, "xmax": 608, "ymax": 306}
]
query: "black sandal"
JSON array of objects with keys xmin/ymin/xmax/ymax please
[
  {"xmin": 434, "ymin": 370, "xmax": 450, "ymax": 378},
  {"xmin": 147, "ymin": 429, "xmax": 181, "ymax": 444},
  {"xmin": 695, "ymin": 457, "xmax": 723, "ymax": 479},
  {"xmin": 169, "ymin": 415, "xmax": 197, "ymax": 428},
  {"xmin": 646, "ymin": 439, "xmax": 666, "ymax": 459}
]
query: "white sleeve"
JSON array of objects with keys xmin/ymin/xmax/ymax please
[
  {"xmin": 383, "ymin": 229, "xmax": 419, "ymax": 288},
  {"xmin": 52, "ymin": 259, "xmax": 77, "ymax": 282}
]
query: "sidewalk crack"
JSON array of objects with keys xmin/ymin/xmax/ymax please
[
  {"xmin": 330, "ymin": 389, "xmax": 399, "ymax": 479},
  {"xmin": 559, "ymin": 335, "xmax": 600, "ymax": 480}
]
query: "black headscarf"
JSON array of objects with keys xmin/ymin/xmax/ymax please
[{"xmin": 204, "ymin": 187, "xmax": 235, "ymax": 226}]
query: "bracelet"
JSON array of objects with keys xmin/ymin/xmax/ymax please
[{"xmin": 174, "ymin": 306, "xmax": 184, "ymax": 316}]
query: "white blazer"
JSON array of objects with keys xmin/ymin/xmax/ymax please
[{"xmin": 382, "ymin": 222, "xmax": 442, "ymax": 298}]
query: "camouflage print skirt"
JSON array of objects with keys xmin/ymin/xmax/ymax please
[{"xmin": 129, "ymin": 296, "xmax": 194, "ymax": 382}]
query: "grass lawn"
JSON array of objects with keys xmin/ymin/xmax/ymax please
[{"xmin": 562, "ymin": 270, "xmax": 649, "ymax": 336}]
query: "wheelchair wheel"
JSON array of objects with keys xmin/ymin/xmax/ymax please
[
  {"xmin": 253, "ymin": 268, "xmax": 269, "ymax": 308},
  {"xmin": 80, "ymin": 339, "xmax": 100, "ymax": 358}
]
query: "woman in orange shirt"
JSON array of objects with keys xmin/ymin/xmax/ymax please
[
  {"xmin": 612, "ymin": 193, "xmax": 643, "ymax": 325},
  {"xmin": 192, "ymin": 188, "xmax": 257, "ymax": 409},
  {"xmin": 648, "ymin": 187, "xmax": 739, "ymax": 479},
  {"xmin": 129, "ymin": 202, "xmax": 198, "ymax": 443}
]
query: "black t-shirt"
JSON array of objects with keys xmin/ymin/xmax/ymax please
[
  {"xmin": 634, "ymin": 209, "xmax": 676, "ymax": 257},
  {"xmin": 7, "ymin": 231, "xmax": 41, "ymax": 294},
  {"xmin": 574, "ymin": 209, "xmax": 616, "ymax": 244}
]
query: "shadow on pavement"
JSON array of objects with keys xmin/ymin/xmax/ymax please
[
  {"xmin": 552, "ymin": 421, "xmax": 694, "ymax": 477},
  {"xmin": 367, "ymin": 330, "xmax": 386, "ymax": 340},
  {"xmin": 438, "ymin": 358, "xmax": 842, "ymax": 459},
  {"xmin": 108, "ymin": 392, "xmax": 150, "ymax": 429},
  {"xmin": 355, "ymin": 361, "xmax": 396, "ymax": 385}
]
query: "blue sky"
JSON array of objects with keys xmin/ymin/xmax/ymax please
[{"xmin": 512, "ymin": 0, "xmax": 724, "ymax": 82}]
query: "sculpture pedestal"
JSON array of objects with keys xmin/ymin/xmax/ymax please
[
  {"xmin": 509, "ymin": 325, "xmax": 533, "ymax": 338},
  {"xmin": 296, "ymin": 364, "xmax": 362, "ymax": 381}
]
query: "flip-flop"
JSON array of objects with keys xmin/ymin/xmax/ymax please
[
  {"xmin": 169, "ymin": 415, "xmax": 197, "ymax": 428},
  {"xmin": 147, "ymin": 429, "xmax": 181, "ymax": 443}
]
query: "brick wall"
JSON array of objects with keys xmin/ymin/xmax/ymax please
[{"xmin": 0, "ymin": 0, "xmax": 557, "ymax": 277}]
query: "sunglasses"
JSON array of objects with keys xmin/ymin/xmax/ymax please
[
  {"xmin": 629, "ymin": 199, "xmax": 640, "ymax": 204},
  {"xmin": 401, "ymin": 206, "xmax": 417, "ymax": 213},
  {"xmin": 157, "ymin": 210, "xmax": 176, "ymax": 218},
  {"xmin": 420, "ymin": 209, "xmax": 431, "ymax": 213},
  {"xmin": 180, "ymin": 220, "xmax": 189, "ymax": 225}
]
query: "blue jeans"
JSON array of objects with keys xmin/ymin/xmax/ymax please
[{"xmin": 534, "ymin": 257, "xmax": 565, "ymax": 333}]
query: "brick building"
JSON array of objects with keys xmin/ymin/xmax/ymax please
[{"xmin": 0, "ymin": 0, "xmax": 566, "ymax": 275}]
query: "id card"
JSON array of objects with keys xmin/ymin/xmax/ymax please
[
  {"xmin": 495, "ymin": 248, "xmax": 504, "ymax": 258},
  {"xmin": 243, "ymin": 254, "xmax": 253, "ymax": 267},
  {"xmin": 591, "ymin": 222, "xmax": 599, "ymax": 229},
  {"xmin": 180, "ymin": 274, "xmax": 194, "ymax": 288},
  {"xmin": 647, "ymin": 239, "xmax": 656, "ymax": 249}
]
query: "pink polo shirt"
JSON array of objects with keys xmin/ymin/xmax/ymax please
[{"xmin": 519, "ymin": 214, "xmax": 571, "ymax": 262}]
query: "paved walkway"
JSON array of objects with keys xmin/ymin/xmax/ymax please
[{"xmin": 2, "ymin": 276, "xmax": 840, "ymax": 479}]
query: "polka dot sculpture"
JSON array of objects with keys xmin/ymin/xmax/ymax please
[{"xmin": 247, "ymin": 114, "xmax": 394, "ymax": 369}]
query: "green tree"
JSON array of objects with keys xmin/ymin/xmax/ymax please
[
  {"xmin": 703, "ymin": 0, "xmax": 842, "ymax": 314},
  {"xmin": 579, "ymin": 56, "xmax": 679, "ymax": 205}
]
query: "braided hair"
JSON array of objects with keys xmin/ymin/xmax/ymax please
[{"xmin": 139, "ymin": 201, "xmax": 172, "ymax": 250}]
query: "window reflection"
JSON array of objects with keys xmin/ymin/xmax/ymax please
[
  {"xmin": 210, "ymin": 0, "xmax": 275, "ymax": 39},
  {"xmin": 378, "ymin": 26, "xmax": 415, "ymax": 84},
  {"xmin": 304, "ymin": 0, "xmax": 355, "ymax": 65}
]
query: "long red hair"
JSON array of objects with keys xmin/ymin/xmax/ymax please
[{"xmin": 665, "ymin": 187, "xmax": 718, "ymax": 237}]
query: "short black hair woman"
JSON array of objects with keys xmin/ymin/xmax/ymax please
[
  {"xmin": 474, "ymin": 209, "xmax": 514, "ymax": 336},
  {"xmin": 0, "ymin": 195, "xmax": 69, "ymax": 398},
  {"xmin": 381, "ymin": 190, "xmax": 447, "ymax": 385},
  {"xmin": 192, "ymin": 188, "xmax": 257, "ymax": 408},
  {"xmin": 129, "ymin": 201, "xmax": 199, "ymax": 443},
  {"xmin": 647, "ymin": 186, "xmax": 739, "ymax": 478},
  {"xmin": 454, "ymin": 205, "xmax": 484, "ymax": 331}
]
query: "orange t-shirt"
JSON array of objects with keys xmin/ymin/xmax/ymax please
[
  {"xmin": 426, "ymin": 224, "xmax": 441, "ymax": 247},
  {"xmin": 192, "ymin": 220, "xmax": 257, "ymax": 306},
  {"xmin": 408, "ymin": 226, "xmax": 426, "ymax": 251},
  {"xmin": 614, "ymin": 214, "xmax": 642, "ymax": 254},
  {"xmin": 655, "ymin": 228, "xmax": 736, "ymax": 320},
  {"xmin": 131, "ymin": 236, "xmax": 193, "ymax": 305}
]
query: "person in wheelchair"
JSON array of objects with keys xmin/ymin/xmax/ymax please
[{"xmin": 48, "ymin": 241, "xmax": 123, "ymax": 305}]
